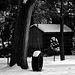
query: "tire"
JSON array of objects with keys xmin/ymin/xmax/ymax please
[{"xmin": 32, "ymin": 51, "xmax": 43, "ymax": 71}]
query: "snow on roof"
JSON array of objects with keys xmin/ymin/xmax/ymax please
[{"xmin": 31, "ymin": 24, "xmax": 72, "ymax": 32}]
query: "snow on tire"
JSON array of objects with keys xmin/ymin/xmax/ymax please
[{"xmin": 32, "ymin": 51, "xmax": 43, "ymax": 71}]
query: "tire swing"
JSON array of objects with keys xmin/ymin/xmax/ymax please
[
  {"xmin": 32, "ymin": 23, "xmax": 43, "ymax": 71},
  {"xmin": 32, "ymin": 51, "xmax": 43, "ymax": 71}
]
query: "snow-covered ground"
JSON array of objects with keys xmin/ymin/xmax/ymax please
[{"xmin": 0, "ymin": 55, "xmax": 75, "ymax": 75}]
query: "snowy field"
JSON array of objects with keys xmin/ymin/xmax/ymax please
[{"xmin": 0, "ymin": 55, "xmax": 75, "ymax": 75}]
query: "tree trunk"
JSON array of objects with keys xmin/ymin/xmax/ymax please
[
  {"xmin": 60, "ymin": 0, "xmax": 65, "ymax": 60},
  {"xmin": 20, "ymin": 0, "xmax": 37, "ymax": 69},
  {"xmin": 10, "ymin": 0, "xmax": 23, "ymax": 66},
  {"xmin": 10, "ymin": 0, "xmax": 37, "ymax": 69}
]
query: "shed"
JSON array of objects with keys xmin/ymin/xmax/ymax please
[
  {"xmin": 29, "ymin": 24, "xmax": 44, "ymax": 50},
  {"xmin": 29, "ymin": 24, "xmax": 73, "ymax": 55}
]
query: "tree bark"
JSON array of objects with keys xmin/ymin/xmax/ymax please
[
  {"xmin": 60, "ymin": 0, "xmax": 65, "ymax": 60},
  {"xmin": 10, "ymin": 0, "xmax": 37, "ymax": 69},
  {"xmin": 10, "ymin": 0, "xmax": 23, "ymax": 66},
  {"xmin": 20, "ymin": 0, "xmax": 37, "ymax": 69}
]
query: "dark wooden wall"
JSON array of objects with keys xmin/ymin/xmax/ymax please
[
  {"xmin": 29, "ymin": 26, "xmax": 44, "ymax": 49},
  {"xmin": 43, "ymin": 32, "xmax": 73, "ymax": 55}
]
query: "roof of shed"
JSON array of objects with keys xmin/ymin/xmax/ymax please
[{"xmin": 30, "ymin": 24, "xmax": 72, "ymax": 32}]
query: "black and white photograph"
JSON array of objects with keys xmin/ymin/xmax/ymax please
[{"xmin": 0, "ymin": 0, "xmax": 75, "ymax": 75}]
